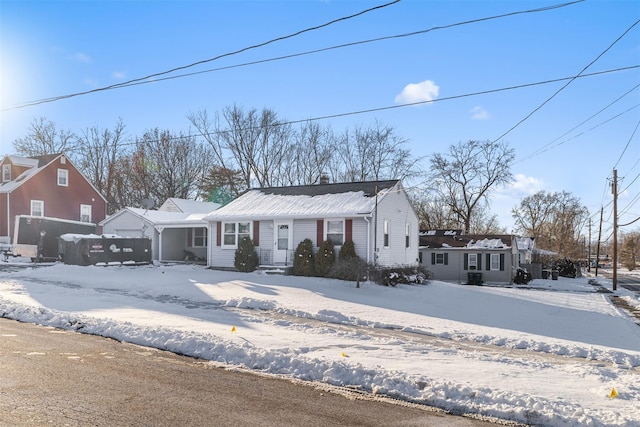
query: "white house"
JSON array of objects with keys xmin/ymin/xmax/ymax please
[
  {"xmin": 419, "ymin": 230, "xmax": 520, "ymax": 284},
  {"xmin": 204, "ymin": 180, "xmax": 419, "ymax": 270},
  {"xmin": 100, "ymin": 199, "xmax": 220, "ymax": 262}
]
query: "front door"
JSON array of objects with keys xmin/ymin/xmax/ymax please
[{"xmin": 273, "ymin": 221, "xmax": 292, "ymax": 264}]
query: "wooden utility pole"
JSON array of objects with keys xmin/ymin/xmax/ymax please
[
  {"xmin": 596, "ymin": 207, "xmax": 603, "ymax": 277},
  {"xmin": 612, "ymin": 169, "xmax": 618, "ymax": 291},
  {"xmin": 588, "ymin": 217, "xmax": 592, "ymax": 272}
]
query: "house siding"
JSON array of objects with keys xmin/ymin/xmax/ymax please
[
  {"xmin": 373, "ymin": 188, "xmax": 419, "ymax": 266},
  {"xmin": 420, "ymin": 248, "xmax": 516, "ymax": 284},
  {"xmin": 0, "ymin": 155, "xmax": 107, "ymax": 241}
]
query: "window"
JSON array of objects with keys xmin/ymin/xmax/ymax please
[
  {"xmin": 31, "ymin": 200, "xmax": 44, "ymax": 217},
  {"xmin": 80, "ymin": 204, "xmax": 92, "ymax": 223},
  {"xmin": 189, "ymin": 227, "xmax": 207, "ymax": 247},
  {"xmin": 405, "ymin": 223, "xmax": 410, "ymax": 248},
  {"xmin": 57, "ymin": 169, "xmax": 68, "ymax": 186},
  {"xmin": 326, "ymin": 220, "xmax": 344, "ymax": 245},
  {"xmin": 222, "ymin": 221, "xmax": 251, "ymax": 247},
  {"xmin": 2, "ymin": 164, "xmax": 10, "ymax": 182},
  {"xmin": 432, "ymin": 253, "xmax": 449, "ymax": 265},
  {"xmin": 468, "ymin": 253, "xmax": 477, "ymax": 270},
  {"xmin": 490, "ymin": 254, "xmax": 500, "ymax": 271},
  {"xmin": 383, "ymin": 219, "xmax": 389, "ymax": 247}
]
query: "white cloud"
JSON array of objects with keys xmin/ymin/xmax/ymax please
[
  {"xmin": 394, "ymin": 80, "xmax": 439, "ymax": 105},
  {"xmin": 112, "ymin": 71, "xmax": 126, "ymax": 79},
  {"xmin": 71, "ymin": 52, "xmax": 92, "ymax": 63},
  {"xmin": 470, "ymin": 106, "xmax": 489, "ymax": 120},
  {"xmin": 495, "ymin": 173, "xmax": 545, "ymax": 199}
]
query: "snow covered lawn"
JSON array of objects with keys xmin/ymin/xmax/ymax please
[{"xmin": 0, "ymin": 262, "xmax": 639, "ymax": 426}]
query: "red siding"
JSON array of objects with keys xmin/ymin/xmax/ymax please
[{"xmin": 0, "ymin": 155, "xmax": 107, "ymax": 240}]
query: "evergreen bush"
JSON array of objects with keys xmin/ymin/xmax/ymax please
[
  {"xmin": 234, "ymin": 236, "xmax": 259, "ymax": 272},
  {"xmin": 293, "ymin": 238, "xmax": 315, "ymax": 276},
  {"xmin": 315, "ymin": 239, "xmax": 336, "ymax": 276}
]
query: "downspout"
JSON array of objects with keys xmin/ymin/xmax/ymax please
[
  {"xmin": 373, "ymin": 186, "xmax": 378, "ymax": 266},
  {"xmin": 6, "ymin": 193, "xmax": 10, "ymax": 243},
  {"xmin": 363, "ymin": 216, "xmax": 371, "ymax": 264}
]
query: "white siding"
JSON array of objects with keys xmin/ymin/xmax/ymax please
[
  {"xmin": 350, "ymin": 218, "xmax": 370, "ymax": 262},
  {"xmin": 292, "ymin": 219, "xmax": 317, "ymax": 247},
  {"xmin": 372, "ymin": 185, "xmax": 419, "ymax": 267}
]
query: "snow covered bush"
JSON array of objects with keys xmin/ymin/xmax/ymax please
[
  {"xmin": 234, "ymin": 236, "xmax": 259, "ymax": 272},
  {"xmin": 293, "ymin": 238, "xmax": 315, "ymax": 276},
  {"xmin": 314, "ymin": 239, "xmax": 336, "ymax": 277},
  {"xmin": 370, "ymin": 265, "xmax": 430, "ymax": 286}
]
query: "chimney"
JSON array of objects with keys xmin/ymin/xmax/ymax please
[{"xmin": 319, "ymin": 174, "xmax": 329, "ymax": 185}]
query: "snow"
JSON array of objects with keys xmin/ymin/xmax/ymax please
[{"xmin": 1, "ymin": 262, "xmax": 639, "ymax": 426}]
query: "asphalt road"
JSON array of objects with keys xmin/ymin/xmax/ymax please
[{"xmin": 0, "ymin": 318, "xmax": 504, "ymax": 427}]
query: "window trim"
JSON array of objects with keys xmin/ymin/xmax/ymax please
[
  {"xmin": 221, "ymin": 221, "xmax": 251, "ymax": 249},
  {"xmin": 80, "ymin": 204, "xmax": 92, "ymax": 223},
  {"xmin": 468, "ymin": 253, "xmax": 478, "ymax": 270},
  {"xmin": 2, "ymin": 164, "xmax": 11, "ymax": 182},
  {"xmin": 383, "ymin": 219, "xmax": 389, "ymax": 248},
  {"xmin": 405, "ymin": 223, "xmax": 410, "ymax": 248},
  {"xmin": 31, "ymin": 200, "xmax": 44, "ymax": 217},
  {"xmin": 57, "ymin": 168, "xmax": 69, "ymax": 187},
  {"xmin": 324, "ymin": 219, "xmax": 345, "ymax": 246},
  {"xmin": 190, "ymin": 227, "xmax": 207, "ymax": 248},
  {"xmin": 490, "ymin": 253, "xmax": 500, "ymax": 271}
]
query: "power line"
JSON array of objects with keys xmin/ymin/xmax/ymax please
[
  {"xmin": 491, "ymin": 18, "xmax": 640, "ymax": 144},
  {"xmin": 515, "ymin": 103, "xmax": 640, "ymax": 163},
  {"xmin": 78, "ymin": 64, "xmax": 639, "ymax": 149},
  {"xmin": 2, "ymin": 0, "xmax": 401, "ymax": 111},
  {"xmin": 2, "ymin": 0, "xmax": 584, "ymax": 111},
  {"xmin": 614, "ymin": 118, "xmax": 640, "ymax": 169},
  {"xmin": 519, "ymin": 83, "xmax": 640, "ymax": 162}
]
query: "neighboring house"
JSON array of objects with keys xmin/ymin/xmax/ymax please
[
  {"xmin": 419, "ymin": 230, "xmax": 520, "ymax": 284},
  {"xmin": 0, "ymin": 153, "xmax": 107, "ymax": 243},
  {"xmin": 204, "ymin": 180, "xmax": 419, "ymax": 270},
  {"xmin": 100, "ymin": 199, "xmax": 220, "ymax": 262}
]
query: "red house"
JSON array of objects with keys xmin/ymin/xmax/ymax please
[{"xmin": 0, "ymin": 153, "xmax": 107, "ymax": 243}]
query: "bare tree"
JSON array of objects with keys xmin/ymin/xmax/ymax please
[
  {"xmin": 129, "ymin": 128, "xmax": 212, "ymax": 208},
  {"xmin": 333, "ymin": 121, "xmax": 423, "ymax": 183},
  {"xmin": 76, "ymin": 119, "xmax": 128, "ymax": 214},
  {"xmin": 13, "ymin": 117, "xmax": 78, "ymax": 158},
  {"xmin": 280, "ymin": 121, "xmax": 335, "ymax": 185},
  {"xmin": 620, "ymin": 230, "xmax": 640, "ymax": 270},
  {"xmin": 429, "ymin": 140, "xmax": 515, "ymax": 233},
  {"xmin": 512, "ymin": 190, "xmax": 589, "ymax": 258},
  {"xmin": 188, "ymin": 105, "xmax": 292, "ymax": 190}
]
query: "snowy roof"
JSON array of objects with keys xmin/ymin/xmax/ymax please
[
  {"xmin": 420, "ymin": 231, "xmax": 515, "ymax": 250},
  {"xmin": 158, "ymin": 198, "xmax": 221, "ymax": 214},
  {"xmin": 100, "ymin": 207, "xmax": 209, "ymax": 227},
  {"xmin": 206, "ymin": 180, "xmax": 399, "ymax": 221},
  {"xmin": 0, "ymin": 154, "xmax": 62, "ymax": 192}
]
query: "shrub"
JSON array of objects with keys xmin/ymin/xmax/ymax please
[
  {"xmin": 293, "ymin": 238, "xmax": 315, "ymax": 276},
  {"xmin": 331, "ymin": 256, "xmax": 369, "ymax": 285},
  {"xmin": 338, "ymin": 240, "xmax": 357, "ymax": 261},
  {"xmin": 315, "ymin": 239, "xmax": 336, "ymax": 276},
  {"xmin": 369, "ymin": 265, "xmax": 430, "ymax": 286},
  {"xmin": 234, "ymin": 236, "xmax": 259, "ymax": 272}
]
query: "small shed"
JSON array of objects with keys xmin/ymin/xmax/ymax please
[{"xmin": 59, "ymin": 234, "xmax": 151, "ymax": 266}]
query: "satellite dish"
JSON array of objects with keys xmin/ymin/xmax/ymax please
[{"xmin": 140, "ymin": 199, "xmax": 154, "ymax": 210}]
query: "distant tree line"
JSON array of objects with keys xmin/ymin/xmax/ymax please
[{"xmin": 12, "ymin": 107, "xmax": 596, "ymax": 259}]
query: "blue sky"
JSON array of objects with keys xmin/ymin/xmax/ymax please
[{"xmin": 1, "ymin": 0, "xmax": 639, "ymax": 236}]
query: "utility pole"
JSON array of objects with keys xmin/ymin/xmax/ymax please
[
  {"xmin": 596, "ymin": 207, "xmax": 603, "ymax": 277},
  {"xmin": 588, "ymin": 217, "xmax": 592, "ymax": 272},
  {"xmin": 612, "ymin": 169, "xmax": 618, "ymax": 291}
]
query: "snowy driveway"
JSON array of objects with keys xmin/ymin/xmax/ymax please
[{"xmin": 0, "ymin": 263, "xmax": 639, "ymax": 426}]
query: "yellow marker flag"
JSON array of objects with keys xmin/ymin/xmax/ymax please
[
  {"xmin": 341, "ymin": 352, "xmax": 347, "ymax": 357},
  {"xmin": 231, "ymin": 326, "xmax": 237, "ymax": 333},
  {"xmin": 610, "ymin": 388, "xmax": 618, "ymax": 398}
]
